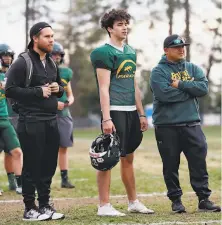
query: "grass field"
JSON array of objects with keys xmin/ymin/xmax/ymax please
[{"xmin": 0, "ymin": 126, "xmax": 221, "ymax": 225}]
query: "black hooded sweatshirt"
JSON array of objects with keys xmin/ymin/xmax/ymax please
[{"xmin": 5, "ymin": 49, "xmax": 64, "ymax": 120}]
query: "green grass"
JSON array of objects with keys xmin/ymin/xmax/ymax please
[
  {"xmin": 0, "ymin": 126, "xmax": 221, "ymax": 225},
  {"xmin": 0, "ymin": 195, "xmax": 221, "ymax": 225}
]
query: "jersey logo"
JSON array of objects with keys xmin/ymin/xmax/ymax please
[
  {"xmin": 116, "ymin": 60, "xmax": 136, "ymax": 79},
  {"xmin": 0, "ymin": 92, "xmax": 5, "ymax": 100},
  {"xmin": 124, "ymin": 66, "xmax": 132, "ymax": 72}
]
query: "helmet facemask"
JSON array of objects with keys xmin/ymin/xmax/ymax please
[
  {"xmin": 51, "ymin": 42, "xmax": 65, "ymax": 65},
  {"xmin": 0, "ymin": 44, "xmax": 14, "ymax": 68},
  {"xmin": 89, "ymin": 133, "xmax": 121, "ymax": 171}
]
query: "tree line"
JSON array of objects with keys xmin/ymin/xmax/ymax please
[{"xmin": 22, "ymin": 0, "xmax": 222, "ymax": 116}]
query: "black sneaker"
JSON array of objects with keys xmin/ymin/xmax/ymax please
[
  {"xmin": 23, "ymin": 206, "xmax": 51, "ymax": 221},
  {"xmin": 39, "ymin": 204, "xmax": 65, "ymax": 220},
  {"xmin": 198, "ymin": 199, "xmax": 221, "ymax": 212},
  {"xmin": 61, "ymin": 180, "xmax": 75, "ymax": 188},
  {"xmin": 172, "ymin": 199, "xmax": 186, "ymax": 213}
]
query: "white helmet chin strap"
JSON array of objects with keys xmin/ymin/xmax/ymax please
[
  {"xmin": 109, "ymin": 133, "xmax": 114, "ymax": 147},
  {"xmin": 89, "ymin": 133, "xmax": 115, "ymax": 157},
  {"xmin": 89, "ymin": 148, "xmax": 107, "ymax": 158}
]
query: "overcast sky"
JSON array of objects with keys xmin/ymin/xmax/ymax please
[{"xmin": 0, "ymin": 0, "xmax": 221, "ymax": 83}]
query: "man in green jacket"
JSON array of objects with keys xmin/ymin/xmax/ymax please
[{"xmin": 150, "ymin": 34, "xmax": 220, "ymax": 213}]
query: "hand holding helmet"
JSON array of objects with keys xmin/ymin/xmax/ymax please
[{"xmin": 89, "ymin": 132, "xmax": 121, "ymax": 171}]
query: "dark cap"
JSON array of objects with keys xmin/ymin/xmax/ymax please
[
  {"xmin": 163, "ymin": 34, "xmax": 190, "ymax": 48},
  {"xmin": 28, "ymin": 22, "xmax": 52, "ymax": 49}
]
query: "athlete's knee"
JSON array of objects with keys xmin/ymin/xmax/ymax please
[
  {"xmin": 59, "ymin": 147, "xmax": 67, "ymax": 154},
  {"xmin": 10, "ymin": 148, "xmax": 23, "ymax": 159},
  {"xmin": 121, "ymin": 153, "xmax": 134, "ymax": 166}
]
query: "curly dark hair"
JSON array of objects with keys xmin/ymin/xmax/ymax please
[{"xmin": 101, "ymin": 9, "xmax": 131, "ymax": 36}]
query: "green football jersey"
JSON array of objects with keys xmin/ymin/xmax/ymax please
[
  {"xmin": 0, "ymin": 73, "xmax": 8, "ymax": 117},
  {"xmin": 0, "ymin": 71, "xmax": 17, "ymax": 117},
  {"xmin": 57, "ymin": 66, "xmax": 73, "ymax": 117},
  {"xmin": 90, "ymin": 44, "xmax": 137, "ymax": 109}
]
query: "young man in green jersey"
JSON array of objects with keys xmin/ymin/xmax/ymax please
[
  {"xmin": 51, "ymin": 42, "xmax": 75, "ymax": 189},
  {"xmin": 150, "ymin": 34, "xmax": 221, "ymax": 213},
  {"xmin": 90, "ymin": 9, "xmax": 154, "ymax": 216},
  {"xmin": 0, "ymin": 43, "xmax": 23, "ymax": 195}
]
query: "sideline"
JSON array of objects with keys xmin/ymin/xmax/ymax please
[
  {"xmin": 101, "ymin": 221, "xmax": 221, "ymax": 225},
  {"xmin": 0, "ymin": 191, "xmax": 199, "ymax": 204}
]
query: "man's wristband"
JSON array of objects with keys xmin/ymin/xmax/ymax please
[
  {"xmin": 139, "ymin": 115, "xmax": 147, "ymax": 118},
  {"xmin": 102, "ymin": 118, "xmax": 112, "ymax": 123}
]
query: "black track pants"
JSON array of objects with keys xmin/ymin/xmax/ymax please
[
  {"xmin": 155, "ymin": 125, "xmax": 211, "ymax": 201},
  {"xmin": 17, "ymin": 119, "xmax": 59, "ymax": 208}
]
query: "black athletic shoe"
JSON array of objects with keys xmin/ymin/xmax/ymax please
[
  {"xmin": 23, "ymin": 206, "xmax": 51, "ymax": 221},
  {"xmin": 172, "ymin": 199, "xmax": 186, "ymax": 213},
  {"xmin": 39, "ymin": 204, "xmax": 65, "ymax": 220},
  {"xmin": 198, "ymin": 199, "xmax": 221, "ymax": 212},
  {"xmin": 61, "ymin": 180, "xmax": 75, "ymax": 188}
]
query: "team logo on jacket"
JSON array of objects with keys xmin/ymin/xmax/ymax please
[
  {"xmin": 116, "ymin": 60, "xmax": 136, "ymax": 79},
  {"xmin": 171, "ymin": 70, "xmax": 192, "ymax": 81}
]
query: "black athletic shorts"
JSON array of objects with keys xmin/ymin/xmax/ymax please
[{"xmin": 109, "ymin": 110, "xmax": 143, "ymax": 157}]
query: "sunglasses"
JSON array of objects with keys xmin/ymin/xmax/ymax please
[{"xmin": 167, "ymin": 37, "xmax": 186, "ymax": 47}]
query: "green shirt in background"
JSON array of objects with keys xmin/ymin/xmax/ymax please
[
  {"xmin": 0, "ymin": 73, "xmax": 8, "ymax": 117},
  {"xmin": 57, "ymin": 66, "xmax": 73, "ymax": 117}
]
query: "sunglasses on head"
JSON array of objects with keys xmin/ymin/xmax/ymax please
[{"xmin": 167, "ymin": 37, "xmax": 186, "ymax": 47}]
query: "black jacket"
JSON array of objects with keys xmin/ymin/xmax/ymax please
[{"xmin": 5, "ymin": 49, "xmax": 64, "ymax": 120}]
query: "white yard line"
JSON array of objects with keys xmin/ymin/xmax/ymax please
[
  {"xmin": 148, "ymin": 221, "xmax": 221, "ymax": 225},
  {"xmin": 101, "ymin": 222, "xmax": 222, "ymax": 225},
  {"xmin": 52, "ymin": 178, "xmax": 89, "ymax": 183},
  {"xmin": 0, "ymin": 178, "xmax": 89, "ymax": 186},
  {"xmin": 0, "ymin": 191, "xmax": 197, "ymax": 204},
  {"xmin": 0, "ymin": 192, "xmax": 221, "ymax": 225}
]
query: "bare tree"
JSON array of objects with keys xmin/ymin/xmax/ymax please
[
  {"xmin": 198, "ymin": 0, "xmax": 221, "ymax": 115},
  {"xmin": 166, "ymin": 0, "xmax": 174, "ymax": 35},
  {"xmin": 184, "ymin": 0, "xmax": 190, "ymax": 61},
  {"xmin": 24, "ymin": 0, "xmax": 56, "ymax": 50}
]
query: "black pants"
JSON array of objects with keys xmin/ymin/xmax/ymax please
[
  {"xmin": 17, "ymin": 119, "xmax": 59, "ymax": 208},
  {"xmin": 155, "ymin": 125, "xmax": 211, "ymax": 201}
]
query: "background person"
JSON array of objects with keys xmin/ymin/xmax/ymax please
[
  {"xmin": 0, "ymin": 43, "xmax": 22, "ymax": 194},
  {"xmin": 51, "ymin": 42, "xmax": 75, "ymax": 189}
]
